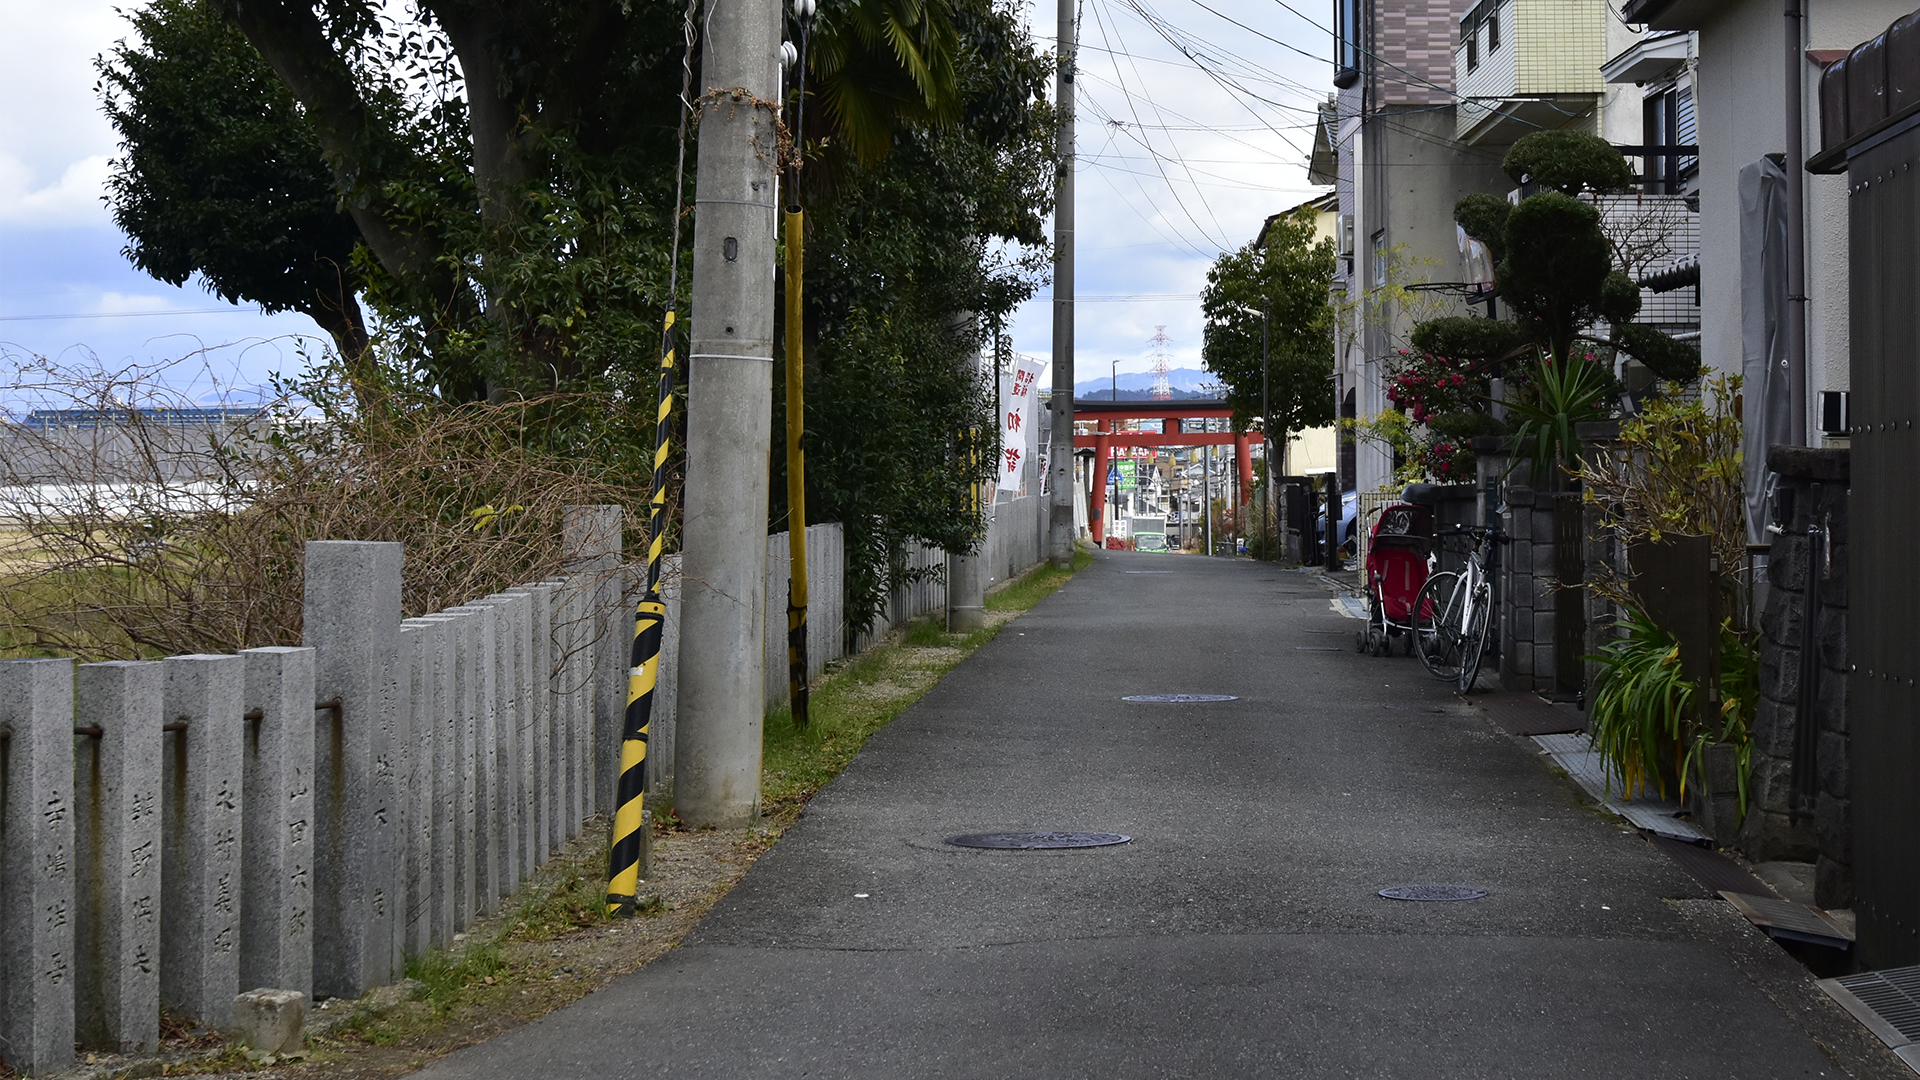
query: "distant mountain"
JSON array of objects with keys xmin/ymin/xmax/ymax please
[{"xmin": 1074, "ymin": 367, "xmax": 1220, "ymax": 400}]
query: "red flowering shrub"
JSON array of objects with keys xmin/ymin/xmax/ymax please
[{"xmin": 1381, "ymin": 349, "xmax": 1499, "ymax": 482}]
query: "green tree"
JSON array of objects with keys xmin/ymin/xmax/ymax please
[
  {"xmin": 97, "ymin": 0, "xmax": 1046, "ymax": 637},
  {"xmin": 1394, "ymin": 129, "xmax": 1703, "ymax": 485},
  {"xmin": 785, "ymin": 0, "xmax": 1054, "ymax": 632},
  {"xmin": 99, "ymin": 0, "xmax": 972, "ymax": 400},
  {"xmin": 1199, "ymin": 207, "xmax": 1338, "ymax": 443},
  {"xmin": 1450, "ymin": 129, "xmax": 1699, "ymax": 377},
  {"xmin": 97, "ymin": 0, "xmax": 370, "ymax": 364}
]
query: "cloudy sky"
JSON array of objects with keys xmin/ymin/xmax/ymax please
[{"xmin": 0, "ymin": 0, "xmax": 1332, "ymax": 407}]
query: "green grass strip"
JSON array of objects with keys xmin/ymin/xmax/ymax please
[{"xmin": 755, "ymin": 546, "xmax": 1093, "ymax": 825}]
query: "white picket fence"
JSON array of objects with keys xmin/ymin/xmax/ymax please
[{"xmin": 0, "ymin": 500, "xmax": 1046, "ymax": 1075}]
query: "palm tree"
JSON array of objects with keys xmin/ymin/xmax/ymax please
[{"xmin": 807, "ymin": 0, "xmax": 962, "ymax": 163}]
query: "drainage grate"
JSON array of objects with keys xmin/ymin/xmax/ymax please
[
  {"xmin": 1295, "ymin": 646, "xmax": 1340, "ymax": 652},
  {"xmin": 1720, "ymin": 890, "xmax": 1853, "ymax": 948},
  {"xmin": 945, "ymin": 831, "xmax": 1131, "ymax": 850},
  {"xmin": 1650, "ymin": 836, "xmax": 1776, "ymax": 898},
  {"xmin": 1122, "ymin": 694, "xmax": 1238, "ymax": 703},
  {"xmin": 1124, "ymin": 570, "xmax": 1174, "ymax": 574},
  {"xmin": 1379, "ymin": 885, "xmax": 1488, "ymax": 902},
  {"xmin": 1821, "ymin": 967, "xmax": 1920, "ymax": 1050}
]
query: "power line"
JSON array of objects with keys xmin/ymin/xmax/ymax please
[{"xmin": 1088, "ymin": 0, "xmax": 1234, "ymax": 250}]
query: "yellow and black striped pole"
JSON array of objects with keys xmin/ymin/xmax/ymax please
[
  {"xmin": 606, "ymin": 310, "xmax": 677, "ymax": 917},
  {"xmin": 785, "ymin": 206, "xmax": 810, "ymax": 726},
  {"xmin": 608, "ymin": 0, "xmax": 698, "ymax": 918}
]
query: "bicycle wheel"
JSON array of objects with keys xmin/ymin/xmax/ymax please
[
  {"xmin": 1456, "ymin": 580, "xmax": 1493, "ymax": 694},
  {"xmin": 1412, "ymin": 571, "xmax": 1464, "ymax": 680}
]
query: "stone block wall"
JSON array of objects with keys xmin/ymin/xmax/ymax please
[
  {"xmin": 1499, "ymin": 487, "xmax": 1568, "ymax": 693},
  {"xmin": 1742, "ymin": 447, "xmax": 1849, "ymax": 905}
]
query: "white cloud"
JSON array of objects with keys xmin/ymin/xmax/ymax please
[
  {"xmin": 0, "ymin": 2, "xmax": 124, "ymax": 173},
  {"xmin": 90, "ymin": 290, "xmax": 176, "ymax": 315},
  {"xmin": 0, "ymin": 153, "xmax": 111, "ymax": 227}
]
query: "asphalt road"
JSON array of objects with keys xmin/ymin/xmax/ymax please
[{"xmin": 416, "ymin": 550, "xmax": 1897, "ymax": 1079}]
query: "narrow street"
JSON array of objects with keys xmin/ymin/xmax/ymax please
[{"xmin": 416, "ymin": 551, "xmax": 1900, "ymax": 1078}]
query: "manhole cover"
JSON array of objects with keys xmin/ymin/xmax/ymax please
[
  {"xmin": 945, "ymin": 831, "xmax": 1131, "ymax": 850},
  {"xmin": 1379, "ymin": 885, "xmax": 1488, "ymax": 902},
  {"xmin": 1122, "ymin": 694, "xmax": 1238, "ymax": 703}
]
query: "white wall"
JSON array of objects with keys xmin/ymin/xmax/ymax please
[{"xmin": 1693, "ymin": 1, "xmax": 1904, "ymax": 433}]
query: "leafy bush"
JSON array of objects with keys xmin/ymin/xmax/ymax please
[
  {"xmin": 1502, "ymin": 352, "xmax": 1616, "ymax": 486},
  {"xmin": 1617, "ymin": 323, "xmax": 1702, "ymax": 382},
  {"xmin": 1502, "ymin": 130, "xmax": 1635, "ymax": 195},
  {"xmin": 1452, "ymin": 194, "xmax": 1512, "ymax": 263},
  {"xmin": 1578, "ymin": 373, "xmax": 1745, "ymax": 595},
  {"xmin": 1586, "ymin": 607, "xmax": 1757, "ymax": 816},
  {"xmin": 1408, "ymin": 316, "xmax": 1529, "ymax": 365}
]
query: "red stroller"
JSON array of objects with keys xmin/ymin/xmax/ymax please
[{"xmin": 1356, "ymin": 500, "xmax": 1434, "ymax": 656}]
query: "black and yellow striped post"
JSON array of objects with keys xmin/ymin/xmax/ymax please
[
  {"xmin": 608, "ymin": 0, "xmax": 698, "ymax": 917},
  {"xmin": 606, "ymin": 310, "xmax": 678, "ymax": 917}
]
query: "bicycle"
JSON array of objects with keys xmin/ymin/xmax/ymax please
[{"xmin": 1413, "ymin": 523, "xmax": 1504, "ymax": 693}]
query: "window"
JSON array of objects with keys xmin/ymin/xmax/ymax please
[
  {"xmin": 1466, "ymin": 29, "xmax": 1478, "ymax": 71},
  {"xmin": 1371, "ymin": 231, "xmax": 1388, "ymax": 288},
  {"xmin": 1334, "ymin": 0, "xmax": 1361, "ymax": 87},
  {"xmin": 1641, "ymin": 85, "xmax": 1698, "ymax": 194},
  {"xmin": 1487, "ymin": 6, "xmax": 1500, "ymax": 50}
]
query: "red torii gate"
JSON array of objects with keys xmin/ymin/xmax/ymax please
[{"xmin": 1075, "ymin": 399, "xmax": 1253, "ymax": 546}]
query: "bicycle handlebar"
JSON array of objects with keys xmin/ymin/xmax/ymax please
[{"xmin": 1438, "ymin": 523, "xmax": 1507, "ymax": 540}]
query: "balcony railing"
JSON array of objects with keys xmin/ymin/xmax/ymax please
[{"xmin": 1612, "ymin": 143, "xmax": 1698, "ymax": 195}]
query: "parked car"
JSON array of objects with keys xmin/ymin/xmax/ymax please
[{"xmin": 1314, "ymin": 489, "xmax": 1359, "ymax": 554}]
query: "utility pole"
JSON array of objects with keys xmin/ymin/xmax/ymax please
[
  {"xmin": 675, "ymin": 0, "xmax": 781, "ymax": 829},
  {"xmin": 1046, "ymin": 0, "xmax": 1077, "ymax": 567},
  {"xmin": 1203, "ymin": 431, "xmax": 1213, "ymax": 556},
  {"xmin": 948, "ymin": 318, "xmax": 987, "ymax": 633},
  {"xmin": 1260, "ymin": 303, "xmax": 1272, "ymax": 560}
]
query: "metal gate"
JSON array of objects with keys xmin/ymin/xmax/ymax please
[{"xmin": 1847, "ymin": 127, "xmax": 1920, "ymax": 968}]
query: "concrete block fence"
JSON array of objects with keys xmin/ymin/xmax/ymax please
[{"xmin": 0, "ymin": 501, "xmax": 1045, "ymax": 1074}]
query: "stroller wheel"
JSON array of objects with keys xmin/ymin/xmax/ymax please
[{"xmin": 1355, "ymin": 630, "xmax": 1367, "ymax": 653}]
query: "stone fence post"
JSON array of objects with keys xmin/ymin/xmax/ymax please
[
  {"xmin": 74, "ymin": 660, "xmax": 163, "ymax": 1055},
  {"xmin": 302, "ymin": 540, "xmax": 403, "ymax": 999},
  {"xmin": 0, "ymin": 659, "xmax": 76, "ymax": 1077},
  {"xmin": 159, "ymin": 653, "xmax": 247, "ymax": 1029},
  {"xmin": 564, "ymin": 504, "xmax": 623, "ymax": 819},
  {"xmin": 240, "ymin": 647, "xmax": 316, "ymax": 1000}
]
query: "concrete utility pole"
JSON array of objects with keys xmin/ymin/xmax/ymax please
[
  {"xmin": 1046, "ymin": 0, "xmax": 1077, "ymax": 567},
  {"xmin": 948, "ymin": 316, "xmax": 986, "ymax": 633},
  {"xmin": 676, "ymin": 0, "xmax": 781, "ymax": 829}
]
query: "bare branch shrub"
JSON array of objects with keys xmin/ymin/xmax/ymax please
[{"xmin": 1, "ymin": 353, "xmax": 653, "ymax": 660}]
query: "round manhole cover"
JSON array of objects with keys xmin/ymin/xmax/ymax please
[
  {"xmin": 944, "ymin": 831, "xmax": 1131, "ymax": 850},
  {"xmin": 1122, "ymin": 694, "xmax": 1238, "ymax": 703},
  {"xmin": 1379, "ymin": 885, "xmax": 1488, "ymax": 902}
]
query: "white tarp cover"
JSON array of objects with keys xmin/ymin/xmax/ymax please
[{"xmin": 1739, "ymin": 157, "xmax": 1791, "ymax": 545}]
